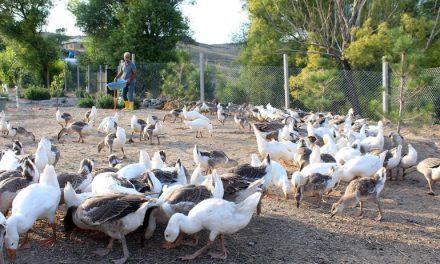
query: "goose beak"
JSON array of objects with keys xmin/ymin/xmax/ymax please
[
  {"xmin": 7, "ymin": 248, "xmax": 17, "ymax": 260},
  {"xmin": 330, "ymin": 213, "xmax": 335, "ymax": 218},
  {"xmin": 162, "ymin": 241, "xmax": 174, "ymax": 249}
]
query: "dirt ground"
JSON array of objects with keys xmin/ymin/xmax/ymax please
[{"xmin": 1, "ymin": 102, "xmax": 440, "ymax": 264}]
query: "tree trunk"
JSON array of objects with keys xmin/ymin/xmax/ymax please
[{"xmin": 341, "ymin": 60, "xmax": 362, "ymax": 115}]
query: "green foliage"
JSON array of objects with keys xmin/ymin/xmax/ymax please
[
  {"xmin": 96, "ymin": 92, "xmax": 116, "ymax": 109},
  {"xmin": 77, "ymin": 96, "xmax": 95, "ymax": 108},
  {"xmin": 0, "ymin": 91, "xmax": 9, "ymax": 99},
  {"xmin": 69, "ymin": 0, "xmax": 189, "ymax": 65},
  {"xmin": 23, "ymin": 86, "xmax": 51, "ymax": 100},
  {"xmin": 75, "ymin": 90, "xmax": 89, "ymax": 98},
  {"xmin": 50, "ymin": 71, "xmax": 65, "ymax": 97}
]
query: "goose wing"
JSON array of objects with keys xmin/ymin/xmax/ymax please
[
  {"xmin": 58, "ymin": 173, "xmax": 86, "ymax": 190},
  {"xmin": 0, "ymin": 177, "xmax": 32, "ymax": 194},
  {"xmin": 152, "ymin": 169, "xmax": 178, "ymax": 186},
  {"xmin": 421, "ymin": 158, "xmax": 440, "ymax": 169},
  {"xmin": 80, "ymin": 194, "xmax": 148, "ymax": 225},
  {"xmin": 230, "ymin": 164, "xmax": 267, "ymax": 180}
]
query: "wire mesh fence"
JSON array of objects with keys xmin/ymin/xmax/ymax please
[{"xmin": 64, "ymin": 61, "xmax": 440, "ymax": 122}]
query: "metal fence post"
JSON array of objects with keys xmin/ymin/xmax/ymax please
[
  {"xmin": 86, "ymin": 65, "xmax": 90, "ymax": 93},
  {"xmin": 77, "ymin": 64, "xmax": 80, "ymax": 91},
  {"xmin": 99, "ymin": 65, "xmax": 102, "ymax": 92},
  {"xmin": 283, "ymin": 54, "xmax": 290, "ymax": 109},
  {"xmin": 382, "ymin": 56, "xmax": 389, "ymax": 114},
  {"xmin": 200, "ymin": 53, "xmax": 205, "ymax": 102}
]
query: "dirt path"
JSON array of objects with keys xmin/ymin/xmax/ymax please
[{"xmin": 1, "ymin": 104, "xmax": 439, "ymax": 264}]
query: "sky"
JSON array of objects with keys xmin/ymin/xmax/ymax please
[{"xmin": 45, "ymin": 0, "xmax": 249, "ymax": 44}]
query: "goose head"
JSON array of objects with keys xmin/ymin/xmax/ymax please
[
  {"xmin": 330, "ymin": 199, "xmax": 345, "ymax": 218},
  {"xmin": 79, "ymin": 158, "xmax": 94, "ymax": 174}
]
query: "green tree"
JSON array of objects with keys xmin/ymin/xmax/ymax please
[{"xmin": 69, "ymin": 0, "xmax": 190, "ymax": 66}]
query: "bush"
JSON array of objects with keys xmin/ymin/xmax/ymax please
[
  {"xmin": 23, "ymin": 86, "xmax": 51, "ymax": 100},
  {"xmin": 76, "ymin": 90, "xmax": 88, "ymax": 98},
  {"xmin": 0, "ymin": 91, "xmax": 8, "ymax": 99},
  {"xmin": 51, "ymin": 89, "xmax": 66, "ymax": 98},
  {"xmin": 96, "ymin": 92, "xmax": 116, "ymax": 109},
  {"xmin": 78, "ymin": 97, "xmax": 95, "ymax": 108}
]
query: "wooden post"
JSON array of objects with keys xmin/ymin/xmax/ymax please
[
  {"xmin": 382, "ymin": 56, "xmax": 389, "ymax": 114},
  {"xmin": 131, "ymin": 53, "xmax": 135, "ymax": 64},
  {"xmin": 283, "ymin": 54, "xmax": 290, "ymax": 109},
  {"xmin": 199, "ymin": 53, "xmax": 205, "ymax": 102}
]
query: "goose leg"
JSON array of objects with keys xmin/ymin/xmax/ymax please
[
  {"xmin": 77, "ymin": 135, "xmax": 81, "ymax": 143},
  {"xmin": 139, "ymin": 131, "xmax": 143, "ymax": 142},
  {"xmin": 357, "ymin": 201, "xmax": 364, "ymax": 218},
  {"xmin": 19, "ymin": 232, "xmax": 30, "ymax": 249},
  {"xmin": 200, "ymin": 131, "xmax": 203, "ymax": 138},
  {"xmin": 41, "ymin": 223, "xmax": 57, "ymax": 247},
  {"xmin": 427, "ymin": 178, "xmax": 436, "ymax": 195},
  {"xmin": 373, "ymin": 197, "xmax": 383, "ymax": 221},
  {"xmin": 208, "ymin": 235, "xmax": 228, "ymax": 259},
  {"xmin": 112, "ymin": 236, "xmax": 129, "ymax": 264},
  {"xmin": 128, "ymin": 132, "xmax": 134, "ymax": 143},
  {"xmin": 93, "ymin": 238, "xmax": 114, "ymax": 256},
  {"xmin": 156, "ymin": 136, "xmax": 160, "ymax": 145},
  {"xmin": 180, "ymin": 239, "xmax": 213, "ymax": 261},
  {"xmin": 121, "ymin": 148, "xmax": 126, "ymax": 159},
  {"xmin": 195, "ymin": 131, "xmax": 199, "ymax": 138}
]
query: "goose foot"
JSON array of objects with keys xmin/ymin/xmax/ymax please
[
  {"xmin": 112, "ymin": 257, "xmax": 128, "ymax": 264},
  {"xmin": 128, "ymin": 138, "xmax": 134, "ymax": 143},
  {"xmin": 374, "ymin": 215, "xmax": 382, "ymax": 221},
  {"xmin": 40, "ymin": 238, "xmax": 56, "ymax": 247},
  {"xmin": 208, "ymin": 250, "xmax": 228, "ymax": 259},
  {"xmin": 427, "ymin": 191, "xmax": 436, "ymax": 196},
  {"xmin": 181, "ymin": 235, "xmax": 198, "ymax": 247},
  {"xmin": 93, "ymin": 248, "xmax": 110, "ymax": 257},
  {"xmin": 19, "ymin": 235, "xmax": 30, "ymax": 250}
]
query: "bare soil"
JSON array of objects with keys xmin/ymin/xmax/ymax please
[{"xmin": 1, "ymin": 103, "xmax": 440, "ymax": 264}]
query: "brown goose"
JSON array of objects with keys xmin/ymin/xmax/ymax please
[
  {"xmin": 163, "ymin": 109, "xmax": 183, "ymax": 123},
  {"xmin": 416, "ymin": 158, "xmax": 440, "ymax": 195},
  {"xmin": 58, "ymin": 121, "xmax": 93, "ymax": 143},
  {"xmin": 294, "ymin": 139, "xmax": 312, "ymax": 170},
  {"xmin": 6, "ymin": 123, "xmax": 35, "ymax": 142},
  {"xmin": 193, "ymin": 145, "xmax": 238, "ymax": 172},
  {"xmin": 129, "ymin": 115, "xmax": 146, "ymax": 143},
  {"xmin": 57, "ymin": 158, "xmax": 94, "ymax": 193},
  {"xmin": 94, "ymin": 155, "xmax": 122, "ymax": 175},
  {"xmin": 229, "ymin": 154, "xmax": 272, "ymax": 190},
  {"xmin": 331, "ymin": 167, "xmax": 386, "ymax": 221},
  {"xmin": 56, "ymin": 109, "xmax": 73, "ymax": 128},
  {"xmin": 0, "ymin": 158, "xmax": 39, "ymax": 214},
  {"xmin": 63, "ymin": 193, "xmax": 152, "ymax": 264}
]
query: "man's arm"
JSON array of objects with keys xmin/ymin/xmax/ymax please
[{"xmin": 113, "ymin": 70, "xmax": 123, "ymax": 82}]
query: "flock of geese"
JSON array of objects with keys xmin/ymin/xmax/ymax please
[{"xmin": 0, "ymin": 101, "xmax": 439, "ymax": 263}]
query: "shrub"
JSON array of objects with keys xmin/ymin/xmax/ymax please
[
  {"xmin": 0, "ymin": 91, "xmax": 8, "ymax": 99},
  {"xmin": 51, "ymin": 89, "xmax": 66, "ymax": 98},
  {"xmin": 23, "ymin": 86, "xmax": 51, "ymax": 100},
  {"xmin": 75, "ymin": 90, "xmax": 88, "ymax": 98},
  {"xmin": 78, "ymin": 97, "xmax": 95, "ymax": 108},
  {"xmin": 96, "ymin": 92, "xmax": 117, "ymax": 109}
]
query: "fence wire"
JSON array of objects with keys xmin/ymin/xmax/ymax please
[{"xmin": 64, "ymin": 62, "xmax": 440, "ymax": 122}]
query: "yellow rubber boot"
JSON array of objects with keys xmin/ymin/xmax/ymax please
[
  {"xmin": 129, "ymin": 101, "xmax": 134, "ymax": 110},
  {"xmin": 123, "ymin": 100, "xmax": 129, "ymax": 110}
]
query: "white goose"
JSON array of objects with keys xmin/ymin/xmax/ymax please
[
  {"xmin": 361, "ymin": 121, "xmax": 384, "ymax": 152},
  {"xmin": 56, "ymin": 109, "xmax": 72, "ymax": 128},
  {"xmin": 117, "ymin": 150, "xmax": 151, "ymax": 180},
  {"xmin": 97, "ymin": 112, "xmax": 119, "ymax": 134},
  {"xmin": 333, "ymin": 152, "xmax": 388, "ymax": 182},
  {"xmin": 254, "ymin": 131, "xmax": 293, "ymax": 162},
  {"xmin": 129, "ymin": 115, "xmax": 146, "ymax": 142},
  {"xmin": 34, "ymin": 143, "xmax": 49, "ymax": 173},
  {"xmin": 5, "ymin": 165, "xmax": 61, "ymax": 259},
  {"xmin": 184, "ymin": 118, "xmax": 213, "ymax": 138},
  {"xmin": 84, "ymin": 106, "xmax": 97, "ymax": 126},
  {"xmin": 39, "ymin": 137, "xmax": 60, "ymax": 166},
  {"xmin": 164, "ymin": 192, "xmax": 262, "ymax": 260},
  {"xmin": 400, "ymin": 144, "xmax": 417, "ymax": 176},
  {"xmin": 91, "ymin": 172, "xmax": 142, "ymax": 195},
  {"xmin": 320, "ymin": 134, "xmax": 338, "ymax": 157},
  {"xmin": 63, "ymin": 193, "xmax": 152, "ymax": 264},
  {"xmin": 143, "ymin": 121, "xmax": 164, "ymax": 144},
  {"xmin": 182, "ymin": 106, "xmax": 209, "ymax": 121},
  {"xmin": 0, "ymin": 150, "xmax": 20, "ymax": 171}
]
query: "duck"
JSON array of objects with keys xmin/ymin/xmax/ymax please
[
  {"xmin": 129, "ymin": 115, "xmax": 146, "ymax": 142},
  {"xmin": 97, "ymin": 127, "xmax": 127, "ymax": 158},
  {"xmin": 184, "ymin": 118, "xmax": 213, "ymax": 138},
  {"xmin": 97, "ymin": 113, "xmax": 118, "ymax": 134},
  {"xmin": 182, "ymin": 106, "xmax": 209, "ymax": 121},
  {"xmin": 416, "ymin": 158, "xmax": 440, "ymax": 195},
  {"xmin": 294, "ymin": 167, "xmax": 340, "ymax": 208},
  {"xmin": 360, "ymin": 121, "xmax": 384, "ymax": 152},
  {"xmin": 143, "ymin": 171, "xmax": 223, "ymax": 242},
  {"xmin": 163, "ymin": 109, "xmax": 183, "ymax": 123},
  {"xmin": 331, "ymin": 167, "xmax": 386, "ymax": 221},
  {"xmin": 58, "ymin": 121, "xmax": 93, "ymax": 143},
  {"xmin": 56, "ymin": 109, "xmax": 72, "ymax": 128},
  {"xmin": 250, "ymin": 154, "xmax": 290, "ymax": 199},
  {"xmin": 6, "ymin": 122, "xmax": 35, "ymax": 142},
  {"xmin": 164, "ymin": 192, "xmax": 262, "ymax": 260},
  {"xmin": 63, "ymin": 193, "xmax": 153, "ymax": 264},
  {"xmin": 57, "ymin": 158, "xmax": 94, "ymax": 194},
  {"xmin": 383, "ymin": 145, "xmax": 402, "ymax": 180},
  {"xmin": 84, "ymin": 106, "xmax": 97, "ymax": 126},
  {"xmin": 39, "ymin": 137, "xmax": 60, "ymax": 166},
  {"xmin": 117, "ymin": 150, "xmax": 151, "ymax": 181},
  {"xmin": 234, "ymin": 114, "xmax": 251, "ymax": 131},
  {"xmin": 400, "ymin": 144, "xmax": 417, "ymax": 177},
  {"xmin": 193, "ymin": 145, "xmax": 238, "ymax": 172},
  {"xmin": 143, "ymin": 121, "xmax": 163, "ymax": 144},
  {"xmin": 0, "ymin": 158, "xmax": 39, "ymax": 215},
  {"xmin": 5, "ymin": 165, "xmax": 61, "ymax": 260}
]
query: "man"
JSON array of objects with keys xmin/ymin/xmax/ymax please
[{"xmin": 114, "ymin": 52, "xmax": 137, "ymax": 110}]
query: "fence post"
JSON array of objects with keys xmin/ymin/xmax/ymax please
[
  {"xmin": 64, "ymin": 63, "xmax": 67, "ymax": 92},
  {"xmin": 283, "ymin": 54, "xmax": 290, "ymax": 109},
  {"xmin": 199, "ymin": 52, "xmax": 205, "ymax": 102},
  {"xmin": 382, "ymin": 56, "xmax": 389, "ymax": 114},
  {"xmin": 86, "ymin": 65, "xmax": 90, "ymax": 93},
  {"xmin": 47, "ymin": 70, "xmax": 50, "ymax": 91},
  {"xmin": 132, "ymin": 53, "xmax": 135, "ymax": 64},
  {"xmin": 77, "ymin": 64, "xmax": 80, "ymax": 91},
  {"xmin": 99, "ymin": 65, "xmax": 102, "ymax": 92}
]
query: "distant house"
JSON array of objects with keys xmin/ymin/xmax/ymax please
[{"xmin": 62, "ymin": 37, "xmax": 85, "ymax": 58}]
